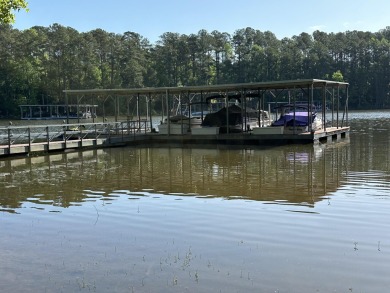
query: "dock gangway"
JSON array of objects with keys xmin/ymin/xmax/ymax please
[{"xmin": 0, "ymin": 120, "xmax": 150, "ymax": 157}]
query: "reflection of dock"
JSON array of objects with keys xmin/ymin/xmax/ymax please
[{"xmin": 0, "ymin": 143, "xmax": 350, "ymax": 212}]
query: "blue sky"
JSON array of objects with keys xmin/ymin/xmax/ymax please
[{"xmin": 13, "ymin": 0, "xmax": 390, "ymax": 43}]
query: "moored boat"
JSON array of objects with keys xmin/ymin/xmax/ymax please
[
  {"xmin": 271, "ymin": 104, "xmax": 322, "ymax": 133},
  {"xmin": 201, "ymin": 104, "xmax": 270, "ymax": 133}
]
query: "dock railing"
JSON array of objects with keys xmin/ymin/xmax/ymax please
[{"xmin": 0, "ymin": 120, "xmax": 149, "ymax": 156}]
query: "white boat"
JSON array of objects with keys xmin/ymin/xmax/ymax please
[
  {"xmin": 158, "ymin": 111, "xmax": 207, "ymax": 134},
  {"xmin": 168, "ymin": 113, "xmax": 203, "ymax": 128},
  {"xmin": 158, "ymin": 96, "xmax": 209, "ymax": 134},
  {"xmin": 158, "ymin": 93, "xmax": 271, "ymax": 134}
]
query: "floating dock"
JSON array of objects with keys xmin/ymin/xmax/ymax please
[
  {"xmin": 1, "ymin": 79, "xmax": 350, "ymax": 157},
  {"xmin": 152, "ymin": 126, "xmax": 349, "ymax": 147},
  {"xmin": 0, "ymin": 122, "xmax": 349, "ymax": 158},
  {"xmin": 19, "ymin": 104, "xmax": 98, "ymax": 120}
]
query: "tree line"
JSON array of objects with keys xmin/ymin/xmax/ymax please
[{"xmin": 1, "ymin": 23, "xmax": 390, "ymax": 117}]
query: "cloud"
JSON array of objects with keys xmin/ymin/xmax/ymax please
[
  {"xmin": 308, "ymin": 25, "xmax": 326, "ymax": 33},
  {"xmin": 342, "ymin": 21, "xmax": 364, "ymax": 30}
]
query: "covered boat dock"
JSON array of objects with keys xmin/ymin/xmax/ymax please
[
  {"xmin": 64, "ymin": 78, "xmax": 350, "ymax": 144},
  {"xmin": 19, "ymin": 104, "xmax": 98, "ymax": 120},
  {"xmin": 0, "ymin": 79, "xmax": 350, "ymax": 158}
]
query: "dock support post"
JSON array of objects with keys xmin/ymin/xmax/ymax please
[
  {"xmin": 28, "ymin": 127, "xmax": 31, "ymax": 153},
  {"xmin": 64, "ymin": 127, "xmax": 67, "ymax": 150},
  {"xmin": 7, "ymin": 128, "xmax": 11, "ymax": 154},
  {"xmin": 322, "ymin": 84, "xmax": 326, "ymax": 132},
  {"xmin": 166, "ymin": 90, "xmax": 170, "ymax": 136},
  {"xmin": 225, "ymin": 90, "xmax": 229, "ymax": 134},
  {"xmin": 137, "ymin": 93, "xmax": 140, "ymax": 132},
  {"xmin": 149, "ymin": 93, "xmax": 153, "ymax": 133},
  {"xmin": 108, "ymin": 124, "xmax": 111, "ymax": 143},
  {"xmin": 46, "ymin": 126, "xmax": 50, "ymax": 151},
  {"xmin": 331, "ymin": 87, "xmax": 335, "ymax": 127},
  {"xmin": 80, "ymin": 126, "xmax": 83, "ymax": 148},
  {"xmin": 336, "ymin": 86, "xmax": 340, "ymax": 129}
]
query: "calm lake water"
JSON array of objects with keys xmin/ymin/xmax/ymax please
[{"xmin": 1, "ymin": 111, "xmax": 389, "ymax": 292}]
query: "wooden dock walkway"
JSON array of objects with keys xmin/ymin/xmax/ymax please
[
  {"xmin": 151, "ymin": 127, "xmax": 350, "ymax": 147},
  {"xmin": 0, "ymin": 121, "xmax": 349, "ymax": 158},
  {"xmin": 0, "ymin": 121, "xmax": 150, "ymax": 157}
]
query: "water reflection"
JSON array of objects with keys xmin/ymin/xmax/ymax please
[
  {"xmin": 1, "ymin": 112, "xmax": 390, "ymax": 293},
  {"xmin": 0, "ymin": 141, "xmax": 352, "ymax": 213}
]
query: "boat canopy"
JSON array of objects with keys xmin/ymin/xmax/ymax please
[{"xmin": 202, "ymin": 104, "xmax": 257, "ymax": 127}]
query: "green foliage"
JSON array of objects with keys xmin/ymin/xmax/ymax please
[
  {"xmin": 1, "ymin": 24, "xmax": 390, "ymax": 117},
  {"xmin": 332, "ymin": 70, "xmax": 344, "ymax": 82},
  {"xmin": 0, "ymin": 0, "xmax": 28, "ymax": 24}
]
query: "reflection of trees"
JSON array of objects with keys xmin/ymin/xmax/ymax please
[
  {"xmin": 349, "ymin": 117, "xmax": 390, "ymax": 171},
  {"xmin": 0, "ymin": 150, "xmax": 106, "ymax": 211},
  {"xmin": 0, "ymin": 143, "xmax": 351, "ymax": 213},
  {"xmin": 2, "ymin": 113, "xmax": 389, "ymax": 214}
]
